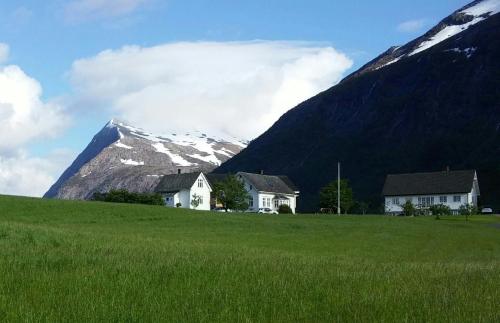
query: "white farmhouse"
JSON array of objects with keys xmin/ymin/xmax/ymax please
[
  {"xmin": 382, "ymin": 170, "xmax": 480, "ymax": 215},
  {"xmin": 155, "ymin": 172, "xmax": 212, "ymax": 211},
  {"xmin": 236, "ymin": 172, "xmax": 299, "ymax": 214}
]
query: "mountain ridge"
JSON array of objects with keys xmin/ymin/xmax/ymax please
[
  {"xmin": 216, "ymin": 0, "xmax": 500, "ymax": 211},
  {"xmin": 45, "ymin": 120, "xmax": 247, "ymax": 199}
]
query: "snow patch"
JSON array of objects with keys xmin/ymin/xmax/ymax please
[
  {"xmin": 188, "ymin": 153, "xmax": 221, "ymax": 165},
  {"xmin": 120, "ymin": 159, "xmax": 145, "ymax": 166},
  {"xmin": 152, "ymin": 143, "xmax": 194, "ymax": 166},
  {"xmin": 445, "ymin": 47, "xmax": 478, "ymax": 58},
  {"xmin": 115, "ymin": 141, "xmax": 133, "ymax": 149},
  {"xmin": 377, "ymin": 56, "xmax": 403, "ymax": 70},
  {"xmin": 410, "ymin": 0, "xmax": 500, "ymax": 56}
]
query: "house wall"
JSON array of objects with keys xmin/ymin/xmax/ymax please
[
  {"xmin": 189, "ymin": 174, "xmax": 211, "ymax": 211},
  {"xmin": 385, "ymin": 192, "xmax": 475, "ymax": 214}
]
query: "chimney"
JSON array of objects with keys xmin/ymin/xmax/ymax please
[
  {"xmin": 260, "ymin": 170, "xmax": 264, "ymax": 175},
  {"xmin": 178, "ymin": 169, "xmax": 182, "ymax": 175}
]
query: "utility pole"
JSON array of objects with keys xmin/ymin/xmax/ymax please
[{"xmin": 338, "ymin": 162, "xmax": 341, "ymax": 215}]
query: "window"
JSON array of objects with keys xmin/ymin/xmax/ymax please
[
  {"xmin": 249, "ymin": 185, "xmax": 253, "ymax": 190},
  {"xmin": 249, "ymin": 196, "xmax": 253, "ymax": 207},
  {"xmin": 198, "ymin": 179, "xmax": 203, "ymax": 188},
  {"xmin": 274, "ymin": 199, "xmax": 279, "ymax": 208},
  {"xmin": 392, "ymin": 197, "xmax": 400, "ymax": 205},
  {"xmin": 440, "ymin": 196, "xmax": 447, "ymax": 204},
  {"xmin": 199, "ymin": 196, "xmax": 203, "ymax": 205},
  {"xmin": 418, "ymin": 196, "xmax": 435, "ymax": 207},
  {"xmin": 453, "ymin": 195, "xmax": 461, "ymax": 203},
  {"xmin": 262, "ymin": 197, "xmax": 271, "ymax": 208}
]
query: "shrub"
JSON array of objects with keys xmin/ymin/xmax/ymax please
[
  {"xmin": 176, "ymin": 203, "xmax": 182, "ymax": 208},
  {"xmin": 429, "ymin": 204, "xmax": 452, "ymax": 220},
  {"xmin": 92, "ymin": 190, "xmax": 164, "ymax": 206},
  {"xmin": 278, "ymin": 204, "xmax": 293, "ymax": 214},
  {"xmin": 402, "ymin": 201, "xmax": 416, "ymax": 217}
]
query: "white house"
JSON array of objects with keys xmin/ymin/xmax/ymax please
[
  {"xmin": 382, "ymin": 169, "xmax": 480, "ymax": 215},
  {"xmin": 236, "ymin": 172, "xmax": 299, "ymax": 214},
  {"xmin": 155, "ymin": 172, "xmax": 212, "ymax": 211}
]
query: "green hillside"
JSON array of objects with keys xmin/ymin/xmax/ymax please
[{"xmin": 0, "ymin": 195, "xmax": 499, "ymax": 322}]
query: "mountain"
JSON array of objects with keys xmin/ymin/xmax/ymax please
[
  {"xmin": 45, "ymin": 120, "xmax": 246, "ymax": 200},
  {"xmin": 216, "ymin": 0, "xmax": 500, "ymax": 212}
]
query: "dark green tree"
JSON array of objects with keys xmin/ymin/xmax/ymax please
[
  {"xmin": 402, "ymin": 200, "xmax": 417, "ymax": 217},
  {"xmin": 319, "ymin": 179, "xmax": 354, "ymax": 214},
  {"xmin": 213, "ymin": 175, "xmax": 249, "ymax": 212}
]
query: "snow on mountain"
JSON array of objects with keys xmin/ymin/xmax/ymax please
[
  {"xmin": 410, "ymin": 0, "xmax": 500, "ymax": 56},
  {"xmin": 347, "ymin": 0, "xmax": 500, "ymax": 79},
  {"xmin": 44, "ymin": 119, "xmax": 247, "ymax": 200}
]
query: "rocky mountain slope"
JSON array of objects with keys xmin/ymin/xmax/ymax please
[
  {"xmin": 216, "ymin": 0, "xmax": 500, "ymax": 212},
  {"xmin": 45, "ymin": 120, "xmax": 246, "ymax": 200}
]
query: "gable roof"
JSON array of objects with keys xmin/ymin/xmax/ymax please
[
  {"xmin": 155, "ymin": 172, "xmax": 202, "ymax": 193},
  {"xmin": 382, "ymin": 170, "xmax": 477, "ymax": 197},
  {"xmin": 237, "ymin": 172, "xmax": 298, "ymax": 195}
]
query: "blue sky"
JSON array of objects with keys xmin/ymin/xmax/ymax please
[{"xmin": 0, "ymin": 0, "xmax": 473, "ymax": 196}]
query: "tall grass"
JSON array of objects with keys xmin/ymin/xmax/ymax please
[{"xmin": 0, "ymin": 195, "xmax": 499, "ymax": 322}]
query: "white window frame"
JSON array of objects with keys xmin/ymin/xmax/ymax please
[
  {"xmin": 198, "ymin": 179, "xmax": 203, "ymax": 188},
  {"xmin": 439, "ymin": 196, "xmax": 447, "ymax": 204},
  {"xmin": 453, "ymin": 195, "xmax": 461, "ymax": 203}
]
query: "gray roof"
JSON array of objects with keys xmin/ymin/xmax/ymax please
[
  {"xmin": 238, "ymin": 172, "xmax": 298, "ymax": 195},
  {"xmin": 205, "ymin": 173, "xmax": 230, "ymax": 187},
  {"xmin": 155, "ymin": 172, "xmax": 201, "ymax": 193},
  {"xmin": 382, "ymin": 170, "xmax": 477, "ymax": 196}
]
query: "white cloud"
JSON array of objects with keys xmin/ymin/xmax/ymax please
[
  {"xmin": 70, "ymin": 41, "xmax": 353, "ymax": 139},
  {"xmin": 0, "ymin": 47, "xmax": 72, "ymax": 197},
  {"xmin": 0, "ymin": 43, "xmax": 9, "ymax": 64},
  {"xmin": 64, "ymin": 0, "xmax": 149, "ymax": 22},
  {"xmin": 0, "ymin": 65, "xmax": 69, "ymax": 151},
  {"xmin": 0, "ymin": 149, "xmax": 75, "ymax": 197},
  {"xmin": 397, "ymin": 19, "xmax": 427, "ymax": 33}
]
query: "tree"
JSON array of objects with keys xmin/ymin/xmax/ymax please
[
  {"xmin": 213, "ymin": 175, "xmax": 249, "ymax": 212},
  {"xmin": 191, "ymin": 194, "xmax": 202, "ymax": 209},
  {"xmin": 402, "ymin": 200, "xmax": 416, "ymax": 217},
  {"xmin": 319, "ymin": 179, "xmax": 354, "ymax": 214},
  {"xmin": 459, "ymin": 204, "xmax": 478, "ymax": 221},
  {"xmin": 357, "ymin": 201, "xmax": 369, "ymax": 215}
]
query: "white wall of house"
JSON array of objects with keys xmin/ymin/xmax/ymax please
[
  {"xmin": 188, "ymin": 173, "xmax": 211, "ymax": 211},
  {"xmin": 161, "ymin": 173, "xmax": 212, "ymax": 211},
  {"xmin": 385, "ymin": 191, "xmax": 477, "ymax": 214}
]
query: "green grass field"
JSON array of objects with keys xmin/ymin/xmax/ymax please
[{"xmin": 0, "ymin": 195, "xmax": 499, "ymax": 322}]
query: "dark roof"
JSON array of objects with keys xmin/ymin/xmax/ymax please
[
  {"xmin": 238, "ymin": 172, "xmax": 297, "ymax": 195},
  {"xmin": 205, "ymin": 173, "xmax": 230, "ymax": 187},
  {"xmin": 155, "ymin": 172, "xmax": 201, "ymax": 193},
  {"xmin": 382, "ymin": 170, "xmax": 477, "ymax": 196},
  {"xmin": 278, "ymin": 176, "xmax": 300, "ymax": 192}
]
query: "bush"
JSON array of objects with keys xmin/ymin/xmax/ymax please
[
  {"xmin": 92, "ymin": 190, "xmax": 164, "ymax": 206},
  {"xmin": 429, "ymin": 204, "xmax": 452, "ymax": 219},
  {"xmin": 278, "ymin": 204, "xmax": 293, "ymax": 214},
  {"xmin": 402, "ymin": 201, "xmax": 416, "ymax": 217}
]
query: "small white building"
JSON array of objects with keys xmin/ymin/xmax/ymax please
[
  {"xmin": 236, "ymin": 172, "xmax": 299, "ymax": 214},
  {"xmin": 155, "ymin": 172, "xmax": 212, "ymax": 211},
  {"xmin": 382, "ymin": 170, "xmax": 480, "ymax": 215}
]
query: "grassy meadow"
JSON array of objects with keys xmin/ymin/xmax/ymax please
[{"xmin": 0, "ymin": 195, "xmax": 499, "ymax": 322}]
